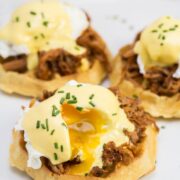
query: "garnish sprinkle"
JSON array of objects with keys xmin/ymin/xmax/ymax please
[
  {"xmin": 30, "ymin": 11, "xmax": 37, "ymax": 16},
  {"xmin": 76, "ymin": 106, "xmax": 83, "ymax": 111},
  {"xmin": 52, "ymin": 105, "xmax": 60, "ymax": 116},
  {"xmin": 66, "ymin": 92, "xmax": 70, "ymax": 99},
  {"xmin": 27, "ymin": 21, "xmax": 31, "ymax": 28},
  {"xmin": 60, "ymin": 145, "xmax": 64, "ymax": 152},
  {"xmin": 60, "ymin": 97, "xmax": 65, "ymax": 105},
  {"xmin": 45, "ymin": 119, "xmax": 49, "ymax": 131},
  {"xmin": 77, "ymin": 84, "xmax": 82, "ymax": 87},
  {"xmin": 54, "ymin": 153, "xmax": 58, "ymax": 160},
  {"xmin": 112, "ymin": 113, "xmax": 117, "ymax": 116},
  {"xmin": 89, "ymin": 101, "xmax": 95, "ymax": 107},
  {"xmin": 51, "ymin": 129, "xmax": 55, "ymax": 135},
  {"xmin": 61, "ymin": 122, "xmax": 67, "ymax": 128},
  {"xmin": 43, "ymin": 21, "xmax": 49, "ymax": 27},
  {"xmin": 54, "ymin": 142, "xmax": 59, "ymax": 149},
  {"xmin": 36, "ymin": 120, "xmax": 41, "ymax": 129},
  {"xmin": 58, "ymin": 90, "xmax": 64, "ymax": 93},
  {"xmin": 89, "ymin": 94, "xmax": 95, "ymax": 100}
]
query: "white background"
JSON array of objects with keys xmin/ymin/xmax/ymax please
[{"xmin": 0, "ymin": 0, "xmax": 180, "ymax": 179}]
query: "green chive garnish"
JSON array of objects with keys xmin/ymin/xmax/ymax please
[
  {"xmin": 15, "ymin": 17, "xmax": 20, "ymax": 22},
  {"xmin": 89, "ymin": 94, "xmax": 94, "ymax": 100},
  {"xmin": 160, "ymin": 43, "xmax": 164, "ymax": 46},
  {"xmin": 45, "ymin": 119, "xmax": 49, "ymax": 131},
  {"xmin": 27, "ymin": 21, "xmax": 31, "ymax": 28},
  {"xmin": 30, "ymin": 11, "xmax": 37, "ymax": 16},
  {"xmin": 75, "ymin": 46, "xmax": 80, "ymax": 50},
  {"xmin": 54, "ymin": 153, "xmax": 58, "ymax": 160},
  {"xmin": 89, "ymin": 101, "xmax": 95, "ymax": 107},
  {"xmin": 34, "ymin": 36, "xmax": 38, "ymax": 40},
  {"xmin": 77, "ymin": 84, "xmax": 82, "ymax": 87},
  {"xmin": 51, "ymin": 129, "xmax": 55, "ymax": 135},
  {"xmin": 43, "ymin": 21, "xmax": 49, "ymax": 27},
  {"xmin": 54, "ymin": 142, "xmax": 59, "ymax": 149},
  {"xmin": 158, "ymin": 23, "xmax": 164, "ymax": 28},
  {"xmin": 112, "ymin": 113, "xmax": 117, "ymax": 116},
  {"xmin": 58, "ymin": 90, "xmax": 64, "ymax": 93},
  {"xmin": 162, "ymin": 36, "xmax": 166, "ymax": 40},
  {"xmin": 60, "ymin": 97, "xmax": 65, "ymax": 105},
  {"xmin": 76, "ymin": 107, "xmax": 83, "ymax": 111},
  {"xmin": 41, "ymin": 124, "xmax": 46, "ymax": 129},
  {"xmin": 67, "ymin": 100, "xmax": 77, "ymax": 104},
  {"xmin": 66, "ymin": 92, "xmax": 70, "ymax": 99},
  {"xmin": 40, "ymin": 33, "xmax": 45, "ymax": 38},
  {"xmin": 36, "ymin": 120, "xmax": 40, "ymax": 129},
  {"xmin": 72, "ymin": 95, "xmax": 77, "ymax": 100},
  {"xmin": 151, "ymin": 29, "xmax": 157, "ymax": 33},
  {"xmin": 60, "ymin": 145, "xmax": 64, "ymax": 152},
  {"xmin": 52, "ymin": 105, "xmax": 60, "ymax": 116},
  {"xmin": 61, "ymin": 122, "xmax": 67, "ymax": 128}
]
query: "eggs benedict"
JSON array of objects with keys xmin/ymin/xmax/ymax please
[
  {"xmin": 0, "ymin": 0, "xmax": 111, "ymax": 97},
  {"xmin": 111, "ymin": 16, "xmax": 180, "ymax": 118},
  {"xmin": 10, "ymin": 81, "xmax": 158, "ymax": 180}
]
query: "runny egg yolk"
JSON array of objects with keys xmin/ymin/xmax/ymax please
[{"xmin": 62, "ymin": 104, "xmax": 109, "ymax": 174}]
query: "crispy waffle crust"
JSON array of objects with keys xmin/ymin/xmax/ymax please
[
  {"xmin": 0, "ymin": 28, "xmax": 111, "ymax": 98},
  {"xmin": 10, "ymin": 91, "xmax": 158, "ymax": 180},
  {"xmin": 110, "ymin": 54, "xmax": 180, "ymax": 118}
]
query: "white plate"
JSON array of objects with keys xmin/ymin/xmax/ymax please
[{"xmin": 0, "ymin": 0, "xmax": 180, "ymax": 179}]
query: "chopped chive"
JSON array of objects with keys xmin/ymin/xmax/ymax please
[
  {"xmin": 66, "ymin": 92, "xmax": 70, "ymax": 99},
  {"xmin": 158, "ymin": 23, "xmax": 164, "ymax": 28},
  {"xmin": 162, "ymin": 35, "xmax": 166, "ymax": 40},
  {"xmin": 89, "ymin": 94, "xmax": 95, "ymax": 100},
  {"xmin": 67, "ymin": 100, "xmax": 77, "ymax": 104},
  {"xmin": 84, "ymin": 173, "xmax": 88, "ymax": 177},
  {"xmin": 169, "ymin": 28, "xmax": 175, "ymax": 31},
  {"xmin": 112, "ymin": 113, "xmax": 117, "ymax": 116},
  {"xmin": 163, "ymin": 29, "xmax": 168, "ymax": 33},
  {"xmin": 30, "ymin": 11, "xmax": 37, "ymax": 16},
  {"xmin": 41, "ymin": 124, "xmax": 46, "ymax": 129},
  {"xmin": 54, "ymin": 142, "xmax": 59, "ymax": 149},
  {"xmin": 75, "ymin": 46, "xmax": 80, "ymax": 50},
  {"xmin": 54, "ymin": 153, "xmax": 58, "ymax": 160},
  {"xmin": 60, "ymin": 145, "xmax": 64, "ymax": 152},
  {"xmin": 34, "ymin": 36, "xmax": 38, "ymax": 40},
  {"xmin": 161, "ymin": 126, "xmax": 166, "ymax": 129},
  {"xmin": 72, "ymin": 95, "xmax": 77, "ymax": 100},
  {"xmin": 51, "ymin": 129, "xmax": 55, "ymax": 135},
  {"xmin": 52, "ymin": 105, "xmax": 60, "ymax": 116},
  {"xmin": 174, "ymin": 24, "xmax": 179, "ymax": 28},
  {"xmin": 151, "ymin": 29, "xmax": 158, "ymax": 33},
  {"xmin": 15, "ymin": 17, "xmax": 20, "ymax": 22},
  {"xmin": 77, "ymin": 84, "xmax": 82, "ymax": 87},
  {"xmin": 40, "ymin": 33, "xmax": 45, "ymax": 38},
  {"xmin": 43, "ymin": 21, "xmax": 49, "ymax": 27},
  {"xmin": 36, "ymin": 120, "xmax": 41, "ymax": 129},
  {"xmin": 58, "ymin": 90, "xmax": 64, "ymax": 93},
  {"xmin": 89, "ymin": 101, "xmax": 95, "ymax": 107},
  {"xmin": 60, "ymin": 97, "xmax": 65, "ymax": 105},
  {"xmin": 61, "ymin": 122, "xmax": 67, "ymax": 128},
  {"xmin": 160, "ymin": 43, "xmax": 164, "ymax": 46},
  {"xmin": 76, "ymin": 106, "xmax": 83, "ymax": 111},
  {"xmin": 27, "ymin": 21, "xmax": 31, "ymax": 28},
  {"xmin": 45, "ymin": 119, "xmax": 49, "ymax": 131}
]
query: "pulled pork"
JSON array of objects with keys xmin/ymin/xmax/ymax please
[
  {"xmin": 120, "ymin": 34, "xmax": 180, "ymax": 97},
  {"xmin": 36, "ymin": 49, "xmax": 83, "ymax": 80},
  {"xmin": 37, "ymin": 89, "xmax": 155, "ymax": 177},
  {"xmin": 89, "ymin": 88, "xmax": 156, "ymax": 177},
  {"xmin": 0, "ymin": 55, "xmax": 27, "ymax": 72}
]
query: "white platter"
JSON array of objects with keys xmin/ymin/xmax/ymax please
[{"xmin": 0, "ymin": 0, "xmax": 180, "ymax": 179}]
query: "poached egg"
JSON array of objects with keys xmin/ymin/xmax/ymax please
[
  {"xmin": 0, "ymin": 0, "xmax": 89, "ymax": 70},
  {"xmin": 134, "ymin": 16, "xmax": 180, "ymax": 78},
  {"xmin": 15, "ymin": 80, "xmax": 134, "ymax": 175}
]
